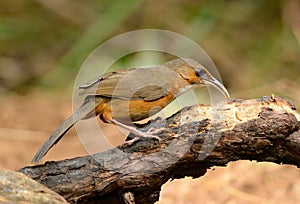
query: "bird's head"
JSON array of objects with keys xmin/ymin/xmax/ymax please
[{"xmin": 163, "ymin": 58, "xmax": 230, "ymax": 99}]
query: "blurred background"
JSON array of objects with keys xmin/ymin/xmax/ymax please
[{"xmin": 1, "ymin": 0, "xmax": 300, "ymax": 203}]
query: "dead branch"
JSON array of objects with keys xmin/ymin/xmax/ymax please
[{"xmin": 19, "ymin": 96, "xmax": 300, "ymax": 204}]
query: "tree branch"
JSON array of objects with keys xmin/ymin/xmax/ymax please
[{"xmin": 19, "ymin": 96, "xmax": 300, "ymax": 204}]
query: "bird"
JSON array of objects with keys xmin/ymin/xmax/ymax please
[{"xmin": 32, "ymin": 58, "xmax": 230, "ymax": 163}]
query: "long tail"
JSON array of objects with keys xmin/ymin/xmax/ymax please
[{"xmin": 32, "ymin": 99, "xmax": 95, "ymax": 163}]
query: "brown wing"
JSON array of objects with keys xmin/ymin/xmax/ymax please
[{"xmin": 79, "ymin": 66, "xmax": 178, "ymax": 101}]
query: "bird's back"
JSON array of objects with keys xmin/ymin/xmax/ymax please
[{"xmin": 79, "ymin": 66, "xmax": 182, "ymax": 101}]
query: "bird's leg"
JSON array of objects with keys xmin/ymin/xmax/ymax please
[{"xmin": 108, "ymin": 119, "xmax": 161, "ymax": 142}]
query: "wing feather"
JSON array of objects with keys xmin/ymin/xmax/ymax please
[{"xmin": 79, "ymin": 66, "xmax": 178, "ymax": 101}]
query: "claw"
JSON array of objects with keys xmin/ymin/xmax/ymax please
[
  {"xmin": 147, "ymin": 127, "xmax": 168, "ymax": 135},
  {"xmin": 125, "ymin": 132, "xmax": 161, "ymax": 145}
]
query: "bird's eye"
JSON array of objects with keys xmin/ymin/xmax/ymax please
[{"xmin": 195, "ymin": 68, "xmax": 208, "ymax": 78}]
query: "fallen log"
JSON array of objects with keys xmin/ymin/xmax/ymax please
[{"xmin": 19, "ymin": 96, "xmax": 300, "ymax": 204}]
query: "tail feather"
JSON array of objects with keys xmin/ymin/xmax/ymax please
[{"xmin": 32, "ymin": 100, "xmax": 95, "ymax": 163}]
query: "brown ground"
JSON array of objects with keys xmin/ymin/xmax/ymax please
[{"xmin": 0, "ymin": 92, "xmax": 299, "ymax": 204}]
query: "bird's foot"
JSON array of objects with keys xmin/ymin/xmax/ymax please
[
  {"xmin": 146, "ymin": 127, "xmax": 169, "ymax": 135},
  {"xmin": 109, "ymin": 119, "xmax": 161, "ymax": 144},
  {"xmin": 125, "ymin": 129, "xmax": 161, "ymax": 146},
  {"xmin": 125, "ymin": 137, "xmax": 139, "ymax": 146}
]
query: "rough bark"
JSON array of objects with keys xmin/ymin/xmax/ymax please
[{"xmin": 19, "ymin": 96, "xmax": 300, "ymax": 204}]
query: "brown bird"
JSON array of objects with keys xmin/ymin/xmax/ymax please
[{"xmin": 32, "ymin": 58, "xmax": 230, "ymax": 163}]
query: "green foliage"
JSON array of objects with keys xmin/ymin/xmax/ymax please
[{"xmin": 0, "ymin": 0, "xmax": 299, "ymax": 106}]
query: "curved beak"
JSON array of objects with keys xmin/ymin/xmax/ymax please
[{"xmin": 203, "ymin": 77, "xmax": 230, "ymax": 99}]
